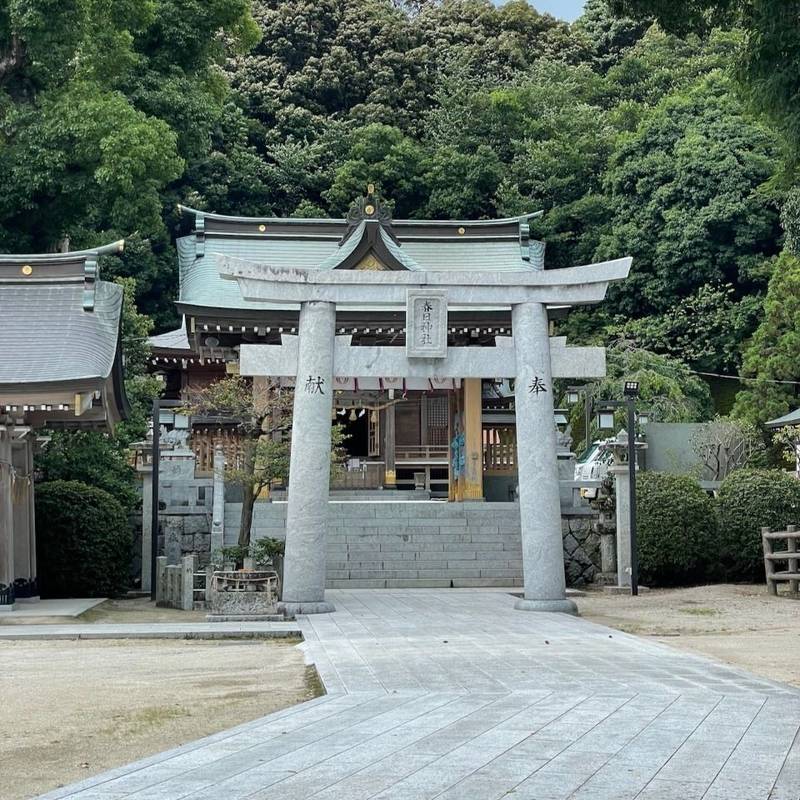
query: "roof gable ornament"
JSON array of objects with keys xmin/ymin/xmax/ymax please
[
  {"xmin": 345, "ymin": 184, "xmax": 393, "ymax": 233},
  {"xmin": 321, "ymin": 185, "xmax": 421, "ymax": 271}
]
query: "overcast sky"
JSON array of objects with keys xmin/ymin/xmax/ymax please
[{"xmin": 494, "ymin": 1, "xmax": 586, "ymax": 22}]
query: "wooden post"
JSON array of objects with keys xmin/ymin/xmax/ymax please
[
  {"xmin": 383, "ymin": 403, "xmax": 396, "ymax": 488},
  {"xmin": 788, "ymin": 524, "xmax": 798, "ymax": 594},
  {"xmin": 0, "ymin": 426, "xmax": 15, "ymax": 587},
  {"xmin": 762, "ymin": 527, "xmax": 776, "ymax": 596},
  {"xmin": 462, "ymin": 378, "xmax": 484, "ymax": 501}
]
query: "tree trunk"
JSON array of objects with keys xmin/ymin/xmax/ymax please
[{"xmin": 238, "ymin": 440, "xmax": 257, "ymax": 548}]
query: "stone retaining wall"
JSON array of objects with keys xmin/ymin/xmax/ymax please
[{"xmin": 224, "ymin": 501, "xmax": 599, "ymax": 588}]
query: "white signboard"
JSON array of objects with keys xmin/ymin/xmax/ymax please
[{"xmin": 406, "ymin": 289, "xmax": 447, "ymax": 359}]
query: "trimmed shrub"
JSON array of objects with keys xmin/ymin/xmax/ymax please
[
  {"xmin": 36, "ymin": 430, "xmax": 138, "ymax": 511},
  {"xmin": 636, "ymin": 472, "xmax": 717, "ymax": 586},
  {"xmin": 35, "ymin": 480, "xmax": 132, "ymax": 598},
  {"xmin": 717, "ymin": 469, "xmax": 800, "ymax": 581}
]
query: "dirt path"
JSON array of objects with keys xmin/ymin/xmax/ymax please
[
  {"xmin": 0, "ymin": 638, "xmax": 319, "ymax": 800},
  {"xmin": 576, "ymin": 583, "xmax": 800, "ymax": 688}
]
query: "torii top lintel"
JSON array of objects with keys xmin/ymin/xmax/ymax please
[{"xmin": 217, "ymin": 255, "xmax": 632, "ymax": 308}]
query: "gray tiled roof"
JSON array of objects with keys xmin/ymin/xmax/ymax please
[
  {"xmin": 0, "ymin": 280, "xmax": 122, "ymax": 386},
  {"xmin": 765, "ymin": 408, "xmax": 800, "ymax": 429},
  {"xmin": 149, "ymin": 324, "xmax": 190, "ymax": 351}
]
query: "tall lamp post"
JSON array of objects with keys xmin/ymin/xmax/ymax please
[
  {"xmin": 594, "ymin": 381, "xmax": 641, "ymax": 596},
  {"xmin": 150, "ymin": 396, "xmax": 160, "ymax": 601}
]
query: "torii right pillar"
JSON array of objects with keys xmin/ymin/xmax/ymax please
[{"xmin": 512, "ymin": 302, "xmax": 577, "ymax": 614}]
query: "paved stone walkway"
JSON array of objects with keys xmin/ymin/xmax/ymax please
[{"xmin": 35, "ymin": 589, "xmax": 800, "ymax": 800}]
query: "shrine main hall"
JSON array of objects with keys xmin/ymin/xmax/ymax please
[{"xmin": 153, "ymin": 189, "xmax": 630, "ymax": 613}]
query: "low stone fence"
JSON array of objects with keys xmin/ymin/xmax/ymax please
[
  {"xmin": 225, "ymin": 501, "xmax": 599, "ymax": 589},
  {"xmin": 155, "ymin": 554, "xmax": 210, "ymax": 610}
]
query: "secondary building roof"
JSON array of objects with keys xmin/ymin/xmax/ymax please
[
  {"xmin": 0, "ymin": 242, "xmax": 130, "ymax": 427},
  {"xmin": 765, "ymin": 408, "xmax": 800, "ymax": 429}
]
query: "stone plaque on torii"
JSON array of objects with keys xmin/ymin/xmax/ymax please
[{"xmin": 218, "ymin": 256, "xmax": 632, "ymax": 616}]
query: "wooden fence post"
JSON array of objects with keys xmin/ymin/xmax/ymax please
[
  {"xmin": 787, "ymin": 524, "xmax": 798, "ymax": 594},
  {"xmin": 762, "ymin": 527, "xmax": 776, "ymax": 596}
]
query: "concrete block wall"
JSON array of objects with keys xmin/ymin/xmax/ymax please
[{"xmin": 225, "ymin": 501, "xmax": 599, "ymax": 588}]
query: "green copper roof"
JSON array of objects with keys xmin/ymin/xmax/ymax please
[
  {"xmin": 178, "ymin": 232, "xmax": 535, "ymax": 310},
  {"xmin": 176, "ymin": 198, "xmax": 543, "ymax": 313}
]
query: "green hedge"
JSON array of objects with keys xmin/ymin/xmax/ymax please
[
  {"xmin": 636, "ymin": 472, "xmax": 717, "ymax": 586},
  {"xmin": 35, "ymin": 480, "xmax": 132, "ymax": 598},
  {"xmin": 717, "ymin": 469, "xmax": 800, "ymax": 581}
]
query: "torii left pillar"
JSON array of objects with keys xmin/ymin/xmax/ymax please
[{"xmin": 278, "ymin": 301, "xmax": 337, "ymax": 615}]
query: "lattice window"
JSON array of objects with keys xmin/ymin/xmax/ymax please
[{"xmin": 427, "ymin": 395, "xmax": 449, "ymax": 446}]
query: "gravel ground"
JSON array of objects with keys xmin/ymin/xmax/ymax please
[
  {"xmin": 0, "ymin": 596, "xmax": 209, "ymax": 625},
  {"xmin": 0, "ymin": 638, "xmax": 319, "ymax": 800},
  {"xmin": 576, "ymin": 583, "xmax": 800, "ymax": 687}
]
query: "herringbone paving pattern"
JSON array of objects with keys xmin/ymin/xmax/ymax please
[{"xmin": 35, "ymin": 589, "xmax": 800, "ymax": 800}]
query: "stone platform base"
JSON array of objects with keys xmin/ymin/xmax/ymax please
[
  {"xmin": 228, "ymin": 502, "xmax": 601, "ymax": 590},
  {"xmin": 278, "ymin": 601, "xmax": 335, "ymax": 616},
  {"xmin": 514, "ymin": 597, "xmax": 578, "ymax": 614}
]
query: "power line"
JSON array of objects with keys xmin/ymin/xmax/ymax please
[{"xmin": 692, "ymin": 370, "xmax": 800, "ymax": 387}]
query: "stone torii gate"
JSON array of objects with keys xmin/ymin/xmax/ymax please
[{"xmin": 219, "ymin": 256, "xmax": 631, "ymax": 615}]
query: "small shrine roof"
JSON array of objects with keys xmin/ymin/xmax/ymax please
[{"xmin": 0, "ymin": 243, "xmax": 129, "ymax": 425}]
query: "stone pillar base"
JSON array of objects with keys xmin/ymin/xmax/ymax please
[
  {"xmin": 514, "ymin": 597, "xmax": 578, "ymax": 615},
  {"xmin": 278, "ymin": 601, "xmax": 336, "ymax": 616}
]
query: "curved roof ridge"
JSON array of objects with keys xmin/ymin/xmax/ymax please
[
  {"xmin": 177, "ymin": 203, "xmax": 544, "ymax": 228},
  {"xmin": 178, "ymin": 204, "xmax": 346, "ymax": 226},
  {"xmin": 0, "ymin": 240, "xmax": 124, "ymax": 263}
]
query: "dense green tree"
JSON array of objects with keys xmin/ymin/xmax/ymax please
[
  {"xmin": 573, "ymin": 0, "xmax": 651, "ymax": 73},
  {"xmin": 36, "ymin": 432, "xmax": 138, "ymax": 512},
  {"xmin": 325, "ymin": 124, "xmax": 427, "ymax": 217},
  {"xmin": 611, "ymin": 1, "xmax": 800, "ymax": 164},
  {"xmin": 602, "ymin": 27, "xmax": 737, "ymax": 109},
  {"xmin": 596, "ymin": 73, "xmax": 781, "ymax": 317},
  {"xmin": 230, "ymin": 0, "xmax": 431, "ymax": 143},
  {"xmin": 611, "ymin": 284, "xmax": 763, "ymax": 373},
  {"xmin": 0, "ymin": 0, "xmax": 257, "ymax": 312},
  {"xmin": 566, "ymin": 344, "xmax": 714, "ymax": 449},
  {"xmin": 36, "ymin": 481, "xmax": 132, "ymax": 597},
  {"xmin": 733, "ymin": 251, "xmax": 800, "ymax": 425}
]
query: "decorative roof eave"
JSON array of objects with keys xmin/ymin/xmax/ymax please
[
  {"xmin": 0, "ymin": 240, "xmax": 125, "ymax": 265},
  {"xmin": 177, "ymin": 203, "xmax": 544, "ymax": 244}
]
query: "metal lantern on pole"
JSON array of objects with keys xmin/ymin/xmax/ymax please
[{"xmin": 596, "ymin": 409, "xmax": 615, "ymax": 431}]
